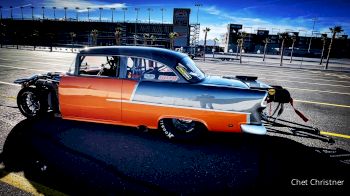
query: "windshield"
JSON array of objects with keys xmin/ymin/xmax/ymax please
[{"xmin": 178, "ymin": 57, "xmax": 205, "ymax": 83}]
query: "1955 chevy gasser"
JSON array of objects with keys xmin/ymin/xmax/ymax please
[{"xmin": 14, "ymin": 46, "xmax": 305, "ymax": 139}]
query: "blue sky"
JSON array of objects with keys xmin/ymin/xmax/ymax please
[{"xmin": 1, "ymin": 0, "xmax": 349, "ymax": 42}]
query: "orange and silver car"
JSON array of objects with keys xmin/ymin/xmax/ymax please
[{"xmin": 14, "ymin": 46, "xmax": 289, "ymax": 139}]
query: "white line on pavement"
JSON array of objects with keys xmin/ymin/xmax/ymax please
[
  {"xmin": 0, "ymin": 64, "xmax": 50, "ymax": 72},
  {"xmin": 0, "ymin": 57, "xmax": 70, "ymax": 67},
  {"xmin": 0, "ymin": 81, "xmax": 21, "ymax": 86}
]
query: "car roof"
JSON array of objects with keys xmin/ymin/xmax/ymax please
[{"xmin": 79, "ymin": 46, "xmax": 188, "ymax": 66}]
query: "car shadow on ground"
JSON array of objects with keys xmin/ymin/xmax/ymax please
[{"xmin": 0, "ymin": 118, "xmax": 349, "ymax": 195}]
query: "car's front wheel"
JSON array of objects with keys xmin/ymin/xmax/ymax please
[
  {"xmin": 159, "ymin": 118, "xmax": 205, "ymax": 140},
  {"xmin": 17, "ymin": 87, "xmax": 47, "ymax": 118}
]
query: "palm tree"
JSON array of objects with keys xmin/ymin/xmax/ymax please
[
  {"xmin": 114, "ymin": 27, "xmax": 122, "ymax": 45},
  {"xmin": 143, "ymin": 33, "xmax": 149, "ymax": 46},
  {"xmin": 13, "ymin": 31, "xmax": 18, "ymax": 49},
  {"xmin": 91, "ymin": 29, "xmax": 98, "ymax": 46},
  {"xmin": 236, "ymin": 39, "xmax": 240, "ymax": 59},
  {"xmin": 150, "ymin": 35, "xmax": 156, "ymax": 45},
  {"xmin": 0, "ymin": 22, "xmax": 5, "ymax": 48},
  {"xmin": 289, "ymin": 33, "xmax": 297, "ymax": 63},
  {"xmin": 169, "ymin": 32, "xmax": 178, "ymax": 50},
  {"xmin": 70, "ymin": 32, "xmax": 76, "ymax": 52},
  {"xmin": 203, "ymin": 27, "xmax": 211, "ymax": 61},
  {"xmin": 238, "ymin": 31, "xmax": 247, "ymax": 64},
  {"xmin": 325, "ymin": 26, "xmax": 343, "ymax": 69},
  {"xmin": 213, "ymin": 37, "xmax": 219, "ymax": 57},
  {"xmin": 31, "ymin": 30, "xmax": 39, "ymax": 50},
  {"xmin": 319, "ymin": 34, "xmax": 327, "ymax": 65},
  {"xmin": 262, "ymin": 38, "xmax": 270, "ymax": 62},
  {"xmin": 46, "ymin": 32, "xmax": 55, "ymax": 52},
  {"xmin": 278, "ymin": 32, "xmax": 290, "ymax": 66}
]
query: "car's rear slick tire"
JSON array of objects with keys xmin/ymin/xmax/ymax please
[
  {"xmin": 17, "ymin": 87, "xmax": 47, "ymax": 118},
  {"xmin": 159, "ymin": 118, "xmax": 206, "ymax": 140}
]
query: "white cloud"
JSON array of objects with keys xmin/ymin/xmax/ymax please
[
  {"xmin": 203, "ymin": 6, "xmax": 221, "ymax": 15},
  {"xmin": 200, "ymin": 6, "xmax": 322, "ymax": 43},
  {"xmin": 43, "ymin": 0, "xmax": 126, "ymax": 11}
]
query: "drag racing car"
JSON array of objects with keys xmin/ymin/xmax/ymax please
[{"xmin": 14, "ymin": 46, "xmax": 309, "ymax": 140}]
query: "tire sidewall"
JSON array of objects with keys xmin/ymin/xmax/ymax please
[{"xmin": 159, "ymin": 119, "xmax": 204, "ymax": 140}]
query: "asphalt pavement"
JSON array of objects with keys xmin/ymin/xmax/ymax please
[{"xmin": 0, "ymin": 48, "xmax": 349, "ymax": 195}]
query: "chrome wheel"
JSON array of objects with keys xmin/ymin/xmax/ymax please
[
  {"xmin": 171, "ymin": 118, "xmax": 196, "ymax": 133},
  {"xmin": 17, "ymin": 88, "xmax": 45, "ymax": 118},
  {"xmin": 20, "ymin": 91, "xmax": 40, "ymax": 116}
]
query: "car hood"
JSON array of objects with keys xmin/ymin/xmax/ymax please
[{"xmin": 198, "ymin": 76, "xmax": 250, "ymax": 89}]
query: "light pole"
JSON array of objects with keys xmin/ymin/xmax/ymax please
[
  {"xmin": 87, "ymin": 7, "xmax": 90, "ymax": 21},
  {"xmin": 111, "ymin": 8, "xmax": 115, "ymax": 22},
  {"xmin": 147, "ymin": 8, "xmax": 152, "ymax": 24},
  {"xmin": 195, "ymin": 3, "xmax": 202, "ymax": 24},
  {"xmin": 160, "ymin": 8, "xmax": 166, "ymax": 36},
  {"xmin": 308, "ymin": 17, "xmax": 317, "ymax": 53},
  {"xmin": 53, "ymin": 7, "xmax": 56, "ymax": 20},
  {"xmin": 64, "ymin": 7, "xmax": 67, "ymax": 21},
  {"xmin": 31, "ymin": 6, "xmax": 34, "ymax": 20},
  {"xmin": 75, "ymin": 7, "xmax": 79, "ymax": 21},
  {"xmin": 122, "ymin": 8, "xmax": 127, "ymax": 23},
  {"xmin": 194, "ymin": 3, "xmax": 202, "ymax": 54},
  {"xmin": 20, "ymin": 6, "xmax": 24, "ymax": 20},
  {"xmin": 41, "ymin": 7, "xmax": 45, "ymax": 19},
  {"xmin": 99, "ymin": 7, "xmax": 103, "ymax": 22},
  {"xmin": 10, "ymin": 6, "xmax": 13, "ymax": 19},
  {"xmin": 160, "ymin": 8, "xmax": 165, "ymax": 24},
  {"xmin": 0, "ymin": 6, "xmax": 2, "ymax": 20},
  {"xmin": 147, "ymin": 8, "xmax": 152, "ymax": 34},
  {"xmin": 134, "ymin": 8, "xmax": 140, "ymax": 45}
]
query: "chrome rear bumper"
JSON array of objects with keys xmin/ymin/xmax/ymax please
[{"xmin": 240, "ymin": 124, "xmax": 267, "ymax": 135}]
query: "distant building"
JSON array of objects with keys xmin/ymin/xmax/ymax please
[
  {"xmin": 0, "ymin": 8, "xmax": 195, "ymax": 49},
  {"xmin": 223, "ymin": 23, "xmax": 349, "ymax": 58}
]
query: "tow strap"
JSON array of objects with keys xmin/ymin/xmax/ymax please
[{"xmin": 289, "ymin": 98, "xmax": 309, "ymax": 122}]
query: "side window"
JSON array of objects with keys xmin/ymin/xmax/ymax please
[
  {"xmin": 126, "ymin": 57, "xmax": 178, "ymax": 82},
  {"xmin": 79, "ymin": 56, "xmax": 120, "ymax": 78}
]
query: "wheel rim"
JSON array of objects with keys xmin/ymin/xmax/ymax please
[
  {"xmin": 171, "ymin": 119, "xmax": 195, "ymax": 133},
  {"xmin": 19, "ymin": 91, "xmax": 40, "ymax": 116}
]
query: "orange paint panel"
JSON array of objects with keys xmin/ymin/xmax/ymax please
[
  {"xmin": 122, "ymin": 101, "xmax": 247, "ymax": 132},
  {"xmin": 59, "ymin": 75, "xmax": 122, "ymax": 121},
  {"xmin": 121, "ymin": 80, "xmax": 138, "ymax": 100}
]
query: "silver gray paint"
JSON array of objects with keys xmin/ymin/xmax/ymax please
[{"xmin": 132, "ymin": 80, "xmax": 267, "ymax": 124}]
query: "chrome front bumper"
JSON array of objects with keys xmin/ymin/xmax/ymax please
[{"xmin": 240, "ymin": 124, "xmax": 267, "ymax": 135}]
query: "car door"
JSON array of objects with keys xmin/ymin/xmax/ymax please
[{"xmin": 59, "ymin": 55, "xmax": 122, "ymax": 123}]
